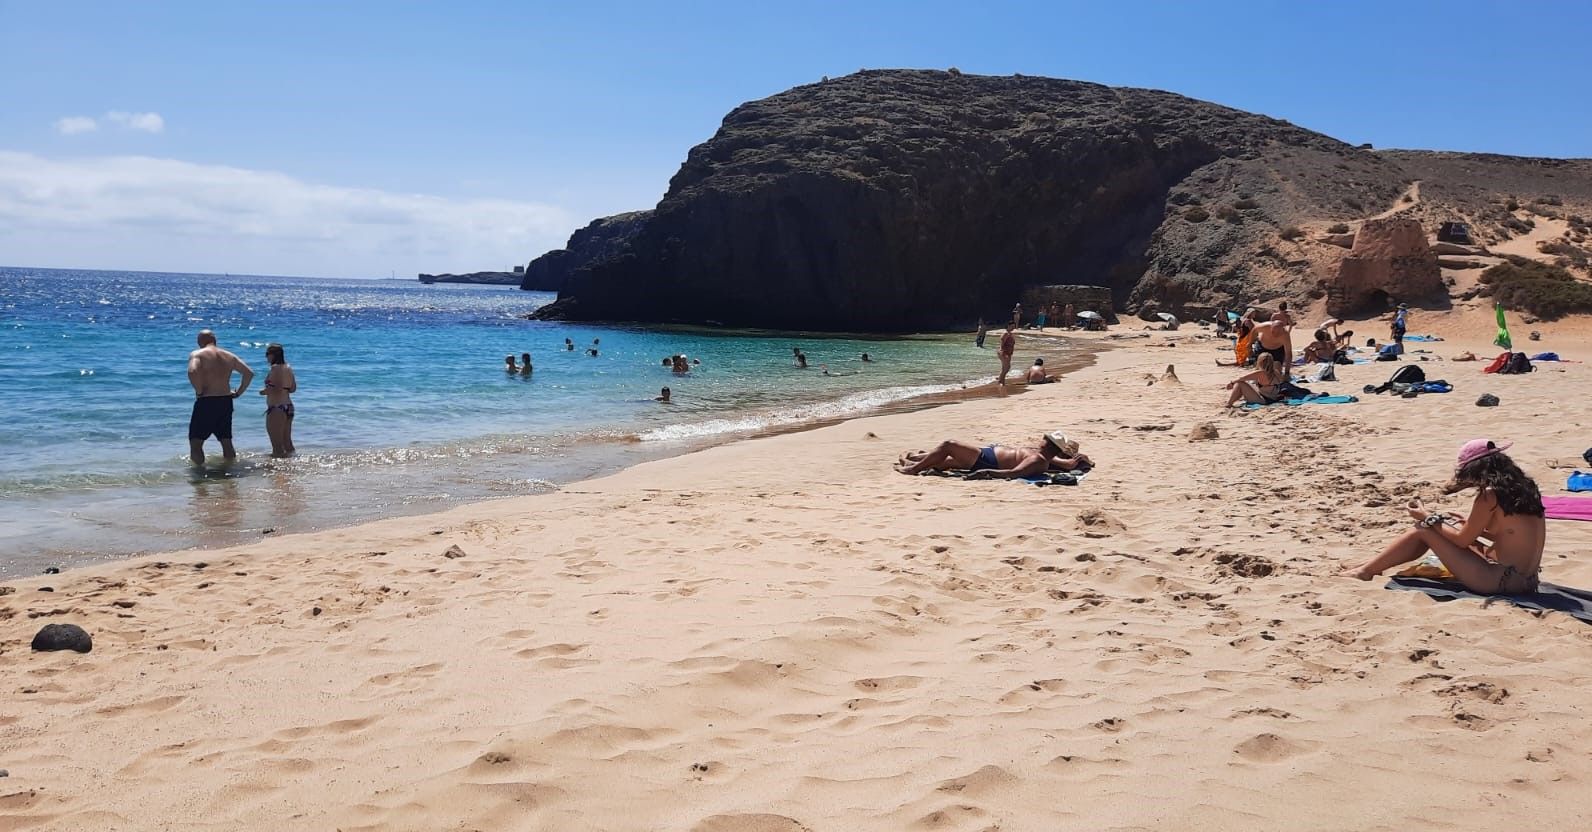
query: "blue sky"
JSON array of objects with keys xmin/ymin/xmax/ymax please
[{"xmin": 2, "ymin": 0, "xmax": 1589, "ymax": 277}]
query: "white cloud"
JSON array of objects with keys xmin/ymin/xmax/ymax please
[
  {"xmin": 104, "ymin": 111, "xmax": 164, "ymax": 133},
  {"xmin": 54, "ymin": 116, "xmax": 99, "ymax": 135},
  {"xmin": 0, "ymin": 150, "xmax": 578, "ymax": 277}
]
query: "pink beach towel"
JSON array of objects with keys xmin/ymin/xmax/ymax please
[{"xmin": 1543, "ymin": 496, "xmax": 1592, "ymax": 522}]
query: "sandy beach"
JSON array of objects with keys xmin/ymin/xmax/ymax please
[{"xmin": 5, "ymin": 322, "xmax": 1592, "ymax": 831}]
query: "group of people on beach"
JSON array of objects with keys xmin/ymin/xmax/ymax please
[
  {"xmin": 912, "ymin": 297, "xmax": 1551, "ymax": 600},
  {"xmin": 186, "ymin": 329, "xmax": 295, "ymax": 465}
]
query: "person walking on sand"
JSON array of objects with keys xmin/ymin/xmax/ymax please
[
  {"xmin": 1391, "ymin": 302, "xmax": 1409, "ymax": 346},
  {"xmin": 975, "ymin": 318, "xmax": 987, "ymax": 348},
  {"xmin": 186, "ymin": 329, "xmax": 253, "ymax": 466},
  {"xmin": 261, "ymin": 343, "xmax": 296, "ymax": 458},
  {"xmin": 997, "ymin": 323, "xmax": 1016, "ymax": 384}
]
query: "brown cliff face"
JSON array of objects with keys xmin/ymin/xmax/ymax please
[{"xmin": 530, "ymin": 70, "xmax": 1586, "ymax": 330}]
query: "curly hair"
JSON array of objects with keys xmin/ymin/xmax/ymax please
[{"xmin": 1453, "ymin": 452, "xmax": 1544, "ymax": 516}]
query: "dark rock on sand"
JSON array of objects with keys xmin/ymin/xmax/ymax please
[
  {"xmin": 443, "ymin": 545, "xmax": 467, "ymax": 559},
  {"xmin": 1189, "ymin": 423, "xmax": 1220, "ymax": 441},
  {"xmin": 42, "ymin": 567, "xmax": 60, "ymax": 575},
  {"xmin": 31, "ymin": 623, "xmax": 92, "ymax": 653}
]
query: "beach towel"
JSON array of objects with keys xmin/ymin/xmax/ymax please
[
  {"xmin": 1543, "ymin": 495, "xmax": 1592, "ymax": 521},
  {"xmin": 1482, "ymin": 352, "xmax": 1511, "ymax": 374},
  {"xmin": 1386, "ymin": 576, "xmax": 1592, "ymax": 625},
  {"xmin": 1242, "ymin": 394, "xmax": 1358, "ymax": 410},
  {"xmin": 1568, "ymin": 471, "xmax": 1592, "ymax": 493},
  {"xmin": 1404, "ymin": 334, "xmax": 1444, "ymax": 342},
  {"xmin": 1530, "ymin": 352, "xmax": 1561, "ymax": 362},
  {"xmin": 1234, "ymin": 329, "xmax": 1256, "ymax": 366}
]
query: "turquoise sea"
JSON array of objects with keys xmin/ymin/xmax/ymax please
[{"xmin": 0, "ymin": 267, "xmax": 1076, "ymax": 576}]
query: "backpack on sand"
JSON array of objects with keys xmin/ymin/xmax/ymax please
[
  {"xmin": 1499, "ymin": 352, "xmax": 1534, "ymax": 375},
  {"xmin": 1366, "ymin": 364, "xmax": 1425, "ymax": 395}
]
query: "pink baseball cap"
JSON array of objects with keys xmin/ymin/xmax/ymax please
[{"xmin": 1456, "ymin": 439, "xmax": 1511, "ymax": 467}]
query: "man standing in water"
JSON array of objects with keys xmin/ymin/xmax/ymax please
[{"xmin": 186, "ymin": 329, "xmax": 253, "ymax": 466}]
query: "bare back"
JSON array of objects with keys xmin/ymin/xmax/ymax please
[
  {"xmin": 1254, "ymin": 320, "xmax": 1289, "ymax": 349},
  {"xmin": 189, "ymin": 345, "xmax": 247, "ymax": 397},
  {"xmin": 1473, "ymin": 489, "xmax": 1546, "ymax": 573}
]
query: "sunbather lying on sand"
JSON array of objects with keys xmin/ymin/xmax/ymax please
[
  {"xmin": 896, "ymin": 431, "xmax": 1091, "ymax": 480},
  {"xmin": 1341, "ymin": 439, "xmax": 1545, "ymax": 595}
]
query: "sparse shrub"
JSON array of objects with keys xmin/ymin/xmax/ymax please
[
  {"xmin": 1217, "ymin": 206, "xmax": 1242, "ymax": 224},
  {"xmin": 1537, "ymin": 239, "xmax": 1590, "ymax": 268},
  {"xmin": 1184, "ymin": 206, "xmax": 1210, "ymax": 223},
  {"xmin": 1343, "ymin": 197, "xmax": 1363, "ymax": 211},
  {"xmin": 1505, "ymin": 198, "xmax": 1520, "ymax": 211},
  {"xmin": 1501, "ymin": 217, "xmax": 1535, "ymax": 235},
  {"xmin": 1479, "ymin": 259, "xmax": 1592, "ymax": 319},
  {"xmin": 1534, "ymin": 195, "xmax": 1563, "ymax": 206},
  {"xmin": 1402, "ymin": 194, "xmax": 1414, "ymax": 203},
  {"xmin": 1279, "ymin": 226, "xmax": 1305, "ymax": 241},
  {"xmin": 947, "ymin": 67, "xmax": 962, "ymax": 76},
  {"xmin": 1233, "ymin": 198, "xmax": 1260, "ymax": 211},
  {"xmin": 1327, "ymin": 222, "xmax": 1350, "ymax": 234}
]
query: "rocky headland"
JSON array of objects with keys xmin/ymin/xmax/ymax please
[
  {"xmin": 530, "ymin": 69, "xmax": 1592, "ymax": 330},
  {"xmin": 418, "ymin": 271, "xmax": 521, "ymax": 286}
]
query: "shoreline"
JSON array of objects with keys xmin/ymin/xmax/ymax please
[
  {"xmin": 4, "ymin": 329, "xmax": 1590, "ymax": 830},
  {"xmin": 0, "ymin": 330, "xmax": 1095, "ymax": 578}
]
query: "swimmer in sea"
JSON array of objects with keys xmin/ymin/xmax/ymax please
[
  {"xmin": 656, "ymin": 386, "xmax": 671, "ymax": 403},
  {"xmin": 520, "ymin": 352, "xmax": 533, "ymax": 375},
  {"xmin": 505, "ymin": 354, "xmax": 518, "ymax": 373}
]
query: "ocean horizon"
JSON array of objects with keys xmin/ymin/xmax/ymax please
[{"xmin": 0, "ymin": 266, "xmax": 1075, "ymax": 576}]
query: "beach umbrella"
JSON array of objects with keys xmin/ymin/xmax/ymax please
[
  {"xmin": 1156, "ymin": 312, "xmax": 1178, "ymax": 323},
  {"xmin": 1077, "ymin": 310, "xmax": 1103, "ymax": 321}
]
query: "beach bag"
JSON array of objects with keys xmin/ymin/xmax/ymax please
[
  {"xmin": 1387, "ymin": 365, "xmax": 1425, "ymax": 386},
  {"xmin": 1500, "ymin": 352, "xmax": 1534, "ymax": 375},
  {"xmin": 1482, "ymin": 352, "xmax": 1510, "ymax": 374}
]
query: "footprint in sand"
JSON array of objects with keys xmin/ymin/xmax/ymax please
[
  {"xmin": 692, "ymin": 814, "xmax": 810, "ymax": 832},
  {"xmin": 1233, "ymin": 732, "xmax": 1316, "ymax": 762}
]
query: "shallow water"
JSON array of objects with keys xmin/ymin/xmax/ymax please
[{"xmin": 0, "ymin": 267, "xmax": 1077, "ymax": 576}]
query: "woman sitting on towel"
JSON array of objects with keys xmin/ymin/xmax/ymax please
[
  {"xmin": 1343, "ymin": 439, "xmax": 1545, "ymax": 594},
  {"xmin": 1223, "ymin": 353, "xmax": 1285, "ymax": 407}
]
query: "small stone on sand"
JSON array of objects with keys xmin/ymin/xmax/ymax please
[
  {"xmin": 443, "ymin": 545, "xmax": 467, "ymax": 559},
  {"xmin": 1189, "ymin": 422, "xmax": 1220, "ymax": 441},
  {"xmin": 31, "ymin": 623, "xmax": 92, "ymax": 653}
]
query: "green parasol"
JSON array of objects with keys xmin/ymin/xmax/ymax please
[{"xmin": 1493, "ymin": 303, "xmax": 1512, "ymax": 350}]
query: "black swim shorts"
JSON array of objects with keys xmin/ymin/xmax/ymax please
[
  {"xmin": 189, "ymin": 395, "xmax": 234, "ymax": 441},
  {"xmin": 1260, "ymin": 345, "xmax": 1287, "ymax": 365}
]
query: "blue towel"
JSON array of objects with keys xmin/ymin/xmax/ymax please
[
  {"xmin": 1387, "ymin": 577, "xmax": 1592, "ymax": 625},
  {"xmin": 1570, "ymin": 471, "xmax": 1592, "ymax": 493},
  {"xmin": 1243, "ymin": 394, "xmax": 1358, "ymax": 410},
  {"xmin": 1531, "ymin": 352, "xmax": 1561, "ymax": 362},
  {"xmin": 1403, "ymin": 334, "xmax": 1444, "ymax": 342}
]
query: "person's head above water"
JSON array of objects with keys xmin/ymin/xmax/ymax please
[
  {"xmin": 266, "ymin": 343, "xmax": 285, "ymax": 365},
  {"xmin": 521, "ymin": 352, "xmax": 531, "ymax": 363},
  {"xmin": 196, "ymin": 329, "xmax": 217, "ymax": 347},
  {"xmin": 505, "ymin": 354, "xmax": 516, "ymax": 365}
]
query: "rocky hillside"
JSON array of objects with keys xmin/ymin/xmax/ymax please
[
  {"xmin": 531, "ymin": 70, "xmax": 1590, "ymax": 330},
  {"xmin": 520, "ymin": 211, "xmax": 651, "ymax": 292}
]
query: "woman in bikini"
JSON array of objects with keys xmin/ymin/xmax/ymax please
[
  {"xmin": 1343, "ymin": 439, "xmax": 1545, "ymax": 595},
  {"xmin": 1223, "ymin": 353, "xmax": 1285, "ymax": 407},
  {"xmin": 261, "ymin": 343, "xmax": 296, "ymax": 458}
]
